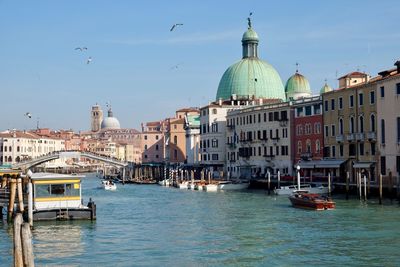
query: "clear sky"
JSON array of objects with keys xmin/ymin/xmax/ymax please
[{"xmin": 0, "ymin": 0, "xmax": 399, "ymax": 132}]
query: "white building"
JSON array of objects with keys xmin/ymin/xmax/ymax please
[
  {"xmin": 0, "ymin": 130, "xmax": 65, "ymax": 167},
  {"xmin": 184, "ymin": 114, "xmax": 200, "ymax": 164}
]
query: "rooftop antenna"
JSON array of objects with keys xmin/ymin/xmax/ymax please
[
  {"xmin": 295, "ymin": 62, "xmax": 299, "ymax": 73},
  {"xmin": 36, "ymin": 117, "xmax": 40, "ymax": 129}
]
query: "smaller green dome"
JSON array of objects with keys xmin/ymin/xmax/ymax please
[
  {"xmin": 320, "ymin": 83, "xmax": 333, "ymax": 94},
  {"xmin": 242, "ymin": 28, "xmax": 259, "ymax": 42},
  {"xmin": 285, "ymin": 72, "xmax": 311, "ymax": 97}
]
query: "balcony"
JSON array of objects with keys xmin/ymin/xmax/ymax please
[
  {"xmin": 300, "ymin": 152, "xmax": 313, "ymax": 160},
  {"xmin": 367, "ymin": 132, "xmax": 376, "ymax": 141},
  {"xmin": 355, "ymin": 133, "xmax": 365, "ymax": 141},
  {"xmin": 226, "ymin": 143, "xmax": 237, "ymax": 149},
  {"xmin": 346, "ymin": 133, "xmax": 355, "ymax": 142},
  {"xmin": 226, "ymin": 124, "xmax": 235, "ymax": 131},
  {"xmin": 263, "ymin": 154, "xmax": 275, "ymax": 159},
  {"xmin": 336, "ymin": 135, "xmax": 344, "ymax": 143}
]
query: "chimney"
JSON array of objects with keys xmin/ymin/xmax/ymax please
[
  {"xmin": 395, "ymin": 60, "xmax": 400, "ymax": 73},
  {"xmin": 218, "ymin": 98, "xmax": 222, "ymax": 106}
]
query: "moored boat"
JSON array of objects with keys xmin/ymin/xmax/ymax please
[
  {"xmin": 102, "ymin": 180, "xmax": 117, "ymax": 190},
  {"xmin": 218, "ymin": 180, "xmax": 249, "ymax": 191},
  {"xmin": 29, "ymin": 172, "xmax": 96, "ymax": 221},
  {"xmin": 289, "ymin": 193, "xmax": 336, "ymax": 210},
  {"xmin": 158, "ymin": 179, "xmax": 171, "ymax": 186},
  {"xmin": 177, "ymin": 181, "xmax": 189, "ymax": 189},
  {"xmin": 203, "ymin": 183, "xmax": 218, "ymax": 192},
  {"xmin": 274, "ymin": 184, "xmax": 330, "ymax": 195}
]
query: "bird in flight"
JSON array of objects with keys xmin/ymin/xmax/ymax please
[
  {"xmin": 170, "ymin": 63, "xmax": 182, "ymax": 70},
  {"xmin": 24, "ymin": 112, "xmax": 32, "ymax": 119},
  {"xmin": 249, "ymin": 12, "xmax": 253, "ymax": 16},
  {"xmin": 86, "ymin": 57, "xmax": 92, "ymax": 64},
  {"xmin": 170, "ymin": 23, "xmax": 183, "ymax": 32},
  {"xmin": 75, "ymin": 47, "xmax": 88, "ymax": 51}
]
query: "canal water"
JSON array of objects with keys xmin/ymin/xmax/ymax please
[{"xmin": 1, "ymin": 173, "xmax": 400, "ymax": 266}]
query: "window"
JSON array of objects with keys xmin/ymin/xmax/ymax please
[
  {"xmin": 339, "ymin": 97, "xmax": 343, "ymax": 109},
  {"xmin": 331, "ymin": 99, "xmax": 335, "ymax": 111},
  {"xmin": 339, "ymin": 144, "xmax": 343, "ymax": 157},
  {"xmin": 359, "ymin": 93, "xmax": 364, "ymax": 106},
  {"xmin": 144, "ymin": 135, "xmax": 147, "ymax": 140},
  {"xmin": 174, "ymin": 136, "xmax": 177, "ymax": 144},
  {"xmin": 331, "ymin": 146, "xmax": 336, "ymax": 157},
  {"xmin": 324, "ymin": 100, "xmax": 328, "ymax": 112},
  {"xmin": 263, "ymin": 113, "xmax": 267, "ymax": 122},
  {"xmin": 144, "ymin": 145, "xmax": 148, "ymax": 150},
  {"xmin": 350, "ymin": 117, "xmax": 355, "ymax": 133},
  {"xmin": 315, "ymin": 140, "xmax": 320, "ymax": 154},
  {"xmin": 275, "ymin": 146, "xmax": 279, "ymax": 156},
  {"xmin": 370, "ymin": 91, "xmax": 375, "ymax": 104},
  {"xmin": 331, "ymin": 125, "xmax": 336, "ymax": 136},
  {"xmin": 211, "ymin": 139, "xmax": 218, "ymax": 148},
  {"xmin": 397, "ymin": 117, "xmax": 400, "ymax": 143},
  {"xmin": 339, "ymin": 118, "xmax": 344, "ymax": 135},
  {"xmin": 306, "ymin": 140, "xmax": 311, "ymax": 153},
  {"xmin": 381, "ymin": 119, "xmax": 385, "ymax": 144},
  {"xmin": 381, "ymin": 156, "xmax": 386, "ymax": 175},
  {"xmin": 212, "ymin": 154, "xmax": 218, "ymax": 161},
  {"xmin": 174, "ymin": 124, "xmax": 177, "ymax": 130},
  {"xmin": 305, "ymin": 106, "xmax": 312, "ymax": 116},
  {"xmin": 155, "ymin": 145, "xmax": 159, "ymax": 151},
  {"xmin": 174, "ymin": 149, "xmax": 178, "ymax": 159},
  {"xmin": 359, "ymin": 116, "xmax": 364, "ymax": 133},
  {"xmin": 258, "ymin": 114, "xmax": 261, "ymax": 123},
  {"xmin": 297, "ymin": 125, "xmax": 303, "ymax": 135},
  {"xmin": 324, "ymin": 125, "xmax": 329, "ymax": 137},
  {"xmin": 359, "ymin": 143, "xmax": 364, "ymax": 156},
  {"xmin": 269, "ymin": 112, "xmax": 273, "ymax": 121},
  {"xmin": 297, "ymin": 107, "xmax": 304, "ymax": 117},
  {"xmin": 258, "ymin": 146, "xmax": 262, "ymax": 156},
  {"xmin": 371, "ymin": 143, "xmax": 376, "ymax": 156},
  {"xmin": 155, "ymin": 135, "xmax": 159, "ymax": 140},
  {"xmin": 297, "ymin": 141, "xmax": 302, "ymax": 154},
  {"xmin": 314, "ymin": 104, "xmax": 321, "ymax": 115},
  {"xmin": 397, "ymin": 83, "xmax": 400, "ymax": 95},
  {"xmin": 314, "ymin": 123, "xmax": 321, "ymax": 134},
  {"xmin": 211, "ymin": 122, "xmax": 218, "ymax": 132},
  {"xmin": 397, "ymin": 156, "xmax": 400, "ymax": 174},
  {"xmin": 349, "ymin": 95, "xmax": 354, "ymax": 108},
  {"xmin": 370, "ymin": 114, "xmax": 376, "ymax": 132},
  {"xmin": 380, "ymin": 86, "xmax": 385, "ymax": 97}
]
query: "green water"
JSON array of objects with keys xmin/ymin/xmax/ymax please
[{"xmin": 1, "ymin": 173, "xmax": 400, "ymax": 266}]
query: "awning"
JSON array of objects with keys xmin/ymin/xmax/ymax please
[
  {"xmin": 315, "ymin": 159, "xmax": 346, "ymax": 168},
  {"xmin": 297, "ymin": 161, "xmax": 317, "ymax": 169},
  {"xmin": 353, "ymin": 162, "xmax": 375, "ymax": 168}
]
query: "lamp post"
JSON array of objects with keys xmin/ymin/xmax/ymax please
[{"xmin": 296, "ymin": 165, "xmax": 301, "ymax": 190}]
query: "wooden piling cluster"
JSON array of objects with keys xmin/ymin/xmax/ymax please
[
  {"xmin": 13, "ymin": 213, "xmax": 35, "ymax": 267},
  {"xmin": 0, "ymin": 174, "xmax": 26, "ymax": 222}
]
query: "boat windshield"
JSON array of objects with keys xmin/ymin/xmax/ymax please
[{"xmin": 35, "ymin": 183, "xmax": 80, "ymax": 198}]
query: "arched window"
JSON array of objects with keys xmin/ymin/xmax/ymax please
[
  {"xmin": 370, "ymin": 114, "xmax": 376, "ymax": 132},
  {"xmin": 4, "ymin": 156, "xmax": 7, "ymax": 162},
  {"xmin": 359, "ymin": 116, "xmax": 364, "ymax": 133},
  {"xmin": 297, "ymin": 141, "xmax": 302, "ymax": 154},
  {"xmin": 174, "ymin": 136, "xmax": 178, "ymax": 144},
  {"xmin": 212, "ymin": 109, "xmax": 217, "ymax": 114},
  {"xmin": 350, "ymin": 117, "xmax": 355, "ymax": 133},
  {"xmin": 339, "ymin": 118, "xmax": 344, "ymax": 135},
  {"xmin": 8, "ymin": 156, "xmax": 12, "ymax": 162},
  {"xmin": 306, "ymin": 139, "xmax": 312, "ymax": 153},
  {"xmin": 315, "ymin": 140, "xmax": 321, "ymax": 153},
  {"xmin": 9, "ymin": 146, "xmax": 12, "ymax": 152},
  {"xmin": 16, "ymin": 156, "xmax": 20, "ymax": 163}
]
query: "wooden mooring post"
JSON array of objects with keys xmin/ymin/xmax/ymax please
[
  {"xmin": 8, "ymin": 178, "xmax": 17, "ymax": 222},
  {"xmin": 346, "ymin": 171, "xmax": 350, "ymax": 200},
  {"xmin": 14, "ymin": 213, "xmax": 35, "ymax": 267},
  {"xmin": 363, "ymin": 175, "xmax": 367, "ymax": 202},
  {"xmin": 267, "ymin": 171, "xmax": 271, "ymax": 195},
  {"xmin": 379, "ymin": 174, "xmax": 383, "ymax": 205}
]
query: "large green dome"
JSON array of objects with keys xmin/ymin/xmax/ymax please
[
  {"xmin": 285, "ymin": 72, "xmax": 311, "ymax": 100},
  {"xmin": 216, "ymin": 21, "xmax": 285, "ymax": 101},
  {"xmin": 216, "ymin": 58, "xmax": 285, "ymax": 101}
]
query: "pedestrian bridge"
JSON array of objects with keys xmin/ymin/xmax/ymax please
[{"xmin": 12, "ymin": 150, "xmax": 128, "ymax": 171}]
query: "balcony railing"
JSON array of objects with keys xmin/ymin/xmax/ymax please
[
  {"xmin": 263, "ymin": 154, "xmax": 275, "ymax": 159},
  {"xmin": 367, "ymin": 131, "xmax": 376, "ymax": 141},
  {"xmin": 346, "ymin": 133, "xmax": 355, "ymax": 142},
  {"xmin": 336, "ymin": 135, "xmax": 344, "ymax": 143},
  {"xmin": 227, "ymin": 124, "xmax": 235, "ymax": 130},
  {"xmin": 356, "ymin": 133, "xmax": 365, "ymax": 141},
  {"xmin": 300, "ymin": 152, "xmax": 313, "ymax": 160}
]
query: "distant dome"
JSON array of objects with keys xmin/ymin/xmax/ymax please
[
  {"xmin": 216, "ymin": 21, "xmax": 285, "ymax": 101},
  {"xmin": 101, "ymin": 108, "xmax": 120, "ymax": 130},
  {"xmin": 320, "ymin": 83, "xmax": 333, "ymax": 94},
  {"xmin": 285, "ymin": 72, "xmax": 312, "ymax": 100}
]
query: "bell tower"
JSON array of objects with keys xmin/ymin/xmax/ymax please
[{"xmin": 91, "ymin": 104, "xmax": 103, "ymax": 132}]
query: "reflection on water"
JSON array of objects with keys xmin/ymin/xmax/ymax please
[
  {"xmin": 33, "ymin": 221, "xmax": 92, "ymax": 261},
  {"xmin": 1, "ymin": 173, "xmax": 400, "ymax": 266}
]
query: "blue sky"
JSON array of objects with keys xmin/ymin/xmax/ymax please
[{"xmin": 0, "ymin": 0, "xmax": 399, "ymax": 131}]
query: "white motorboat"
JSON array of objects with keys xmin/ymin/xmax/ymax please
[
  {"xmin": 203, "ymin": 184, "xmax": 218, "ymax": 192},
  {"xmin": 102, "ymin": 180, "xmax": 117, "ymax": 191},
  {"xmin": 177, "ymin": 181, "xmax": 189, "ymax": 189},
  {"xmin": 274, "ymin": 184, "xmax": 330, "ymax": 195},
  {"xmin": 158, "ymin": 179, "xmax": 171, "ymax": 186},
  {"xmin": 218, "ymin": 180, "xmax": 249, "ymax": 191}
]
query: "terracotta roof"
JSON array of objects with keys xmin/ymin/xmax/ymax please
[
  {"xmin": 338, "ymin": 71, "xmax": 367, "ymax": 79},
  {"xmin": 176, "ymin": 108, "xmax": 199, "ymax": 113}
]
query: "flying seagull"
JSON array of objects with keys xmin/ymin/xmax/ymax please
[
  {"xmin": 249, "ymin": 12, "xmax": 253, "ymax": 16},
  {"xmin": 75, "ymin": 47, "xmax": 88, "ymax": 51},
  {"xmin": 170, "ymin": 63, "xmax": 182, "ymax": 70},
  {"xmin": 24, "ymin": 112, "xmax": 32, "ymax": 119},
  {"xmin": 86, "ymin": 57, "xmax": 92, "ymax": 64},
  {"xmin": 170, "ymin": 23, "xmax": 183, "ymax": 32}
]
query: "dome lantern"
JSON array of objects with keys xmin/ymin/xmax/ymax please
[{"xmin": 241, "ymin": 17, "xmax": 259, "ymax": 59}]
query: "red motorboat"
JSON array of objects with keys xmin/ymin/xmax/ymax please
[{"xmin": 289, "ymin": 193, "xmax": 336, "ymax": 210}]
